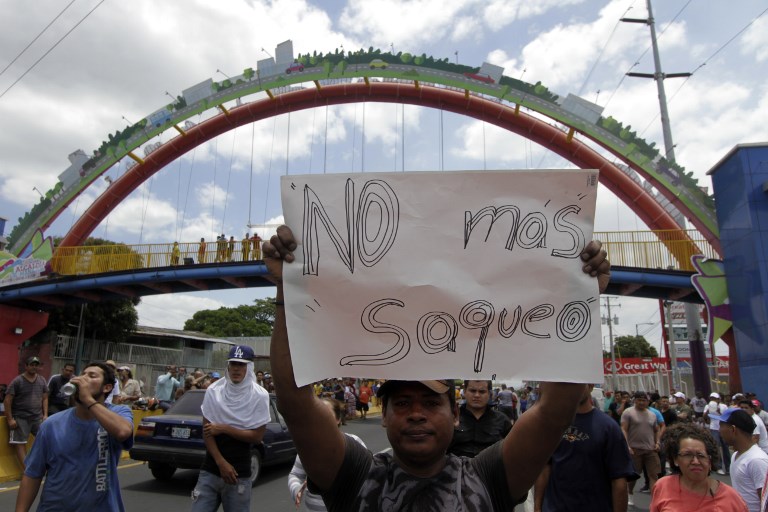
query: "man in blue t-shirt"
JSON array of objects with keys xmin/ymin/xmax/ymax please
[
  {"xmin": 15, "ymin": 362, "xmax": 134, "ymax": 512},
  {"xmin": 534, "ymin": 384, "xmax": 637, "ymax": 511}
]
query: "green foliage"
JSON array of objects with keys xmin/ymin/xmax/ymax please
[
  {"xmin": 400, "ymin": 52, "xmax": 412, "ymax": 63},
  {"xmin": 183, "ymin": 298, "xmax": 277, "ymax": 337},
  {"xmin": 243, "ymin": 67, "xmax": 255, "ymax": 80},
  {"xmin": 613, "ymin": 335, "xmax": 658, "ymax": 358}
]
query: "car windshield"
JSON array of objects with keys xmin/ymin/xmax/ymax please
[{"xmin": 167, "ymin": 390, "xmax": 204, "ymax": 415}]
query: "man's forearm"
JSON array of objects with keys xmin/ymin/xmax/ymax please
[
  {"xmin": 87, "ymin": 403, "xmax": 133, "ymax": 441},
  {"xmin": 15, "ymin": 475, "xmax": 42, "ymax": 512},
  {"xmin": 533, "ymin": 465, "xmax": 551, "ymax": 511},
  {"xmin": 611, "ymin": 478, "xmax": 628, "ymax": 512},
  {"xmin": 214, "ymin": 424, "xmax": 265, "ymax": 444}
]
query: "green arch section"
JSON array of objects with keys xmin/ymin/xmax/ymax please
[{"xmin": 8, "ymin": 48, "xmax": 716, "ymax": 255}]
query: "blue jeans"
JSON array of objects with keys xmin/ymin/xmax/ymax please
[
  {"xmin": 190, "ymin": 470, "xmax": 251, "ymax": 512},
  {"xmin": 710, "ymin": 428, "xmax": 731, "ymax": 472}
]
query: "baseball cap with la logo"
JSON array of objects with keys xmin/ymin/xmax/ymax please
[{"xmin": 228, "ymin": 345, "xmax": 254, "ymax": 363}]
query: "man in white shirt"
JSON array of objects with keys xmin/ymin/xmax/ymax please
[
  {"xmin": 740, "ymin": 400, "xmax": 768, "ymax": 455},
  {"xmin": 717, "ymin": 408, "xmax": 768, "ymax": 512},
  {"xmin": 705, "ymin": 392, "xmax": 730, "ymax": 474}
]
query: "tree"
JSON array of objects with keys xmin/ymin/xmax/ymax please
[
  {"xmin": 613, "ymin": 335, "xmax": 658, "ymax": 358},
  {"xmin": 183, "ymin": 298, "xmax": 277, "ymax": 337}
]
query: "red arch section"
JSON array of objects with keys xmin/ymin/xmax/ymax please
[{"xmin": 61, "ymin": 82, "xmax": 701, "ymax": 257}]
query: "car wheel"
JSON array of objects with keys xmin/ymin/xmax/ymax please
[
  {"xmin": 150, "ymin": 463, "xmax": 176, "ymax": 481},
  {"xmin": 286, "ymin": 69, "xmax": 291, "ymax": 74},
  {"xmin": 249, "ymin": 450, "xmax": 263, "ymax": 486}
]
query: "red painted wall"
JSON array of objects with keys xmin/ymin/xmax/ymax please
[{"xmin": 0, "ymin": 305, "xmax": 49, "ymax": 384}]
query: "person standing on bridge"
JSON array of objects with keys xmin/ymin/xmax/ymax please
[
  {"xmin": 198, "ymin": 238, "xmax": 207, "ymax": 264},
  {"xmin": 171, "ymin": 241, "xmax": 181, "ymax": 266},
  {"xmin": 251, "ymin": 232, "xmax": 262, "ymax": 260},
  {"xmin": 227, "ymin": 236, "xmax": 235, "ymax": 262},
  {"xmin": 241, "ymin": 233, "xmax": 251, "ymax": 261},
  {"xmin": 14, "ymin": 362, "xmax": 134, "ymax": 512}
]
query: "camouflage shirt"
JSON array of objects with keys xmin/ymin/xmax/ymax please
[{"xmin": 318, "ymin": 438, "xmax": 520, "ymax": 512}]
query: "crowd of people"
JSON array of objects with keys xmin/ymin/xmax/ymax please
[
  {"xmin": 6, "ymin": 224, "xmax": 768, "ymax": 511},
  {"xmin": 173, "ymin": 232, "xmax": 263, "ymax": 265}
]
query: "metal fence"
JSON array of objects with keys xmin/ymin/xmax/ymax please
[
  {"xmin": 51, "ymin": 335, "xmax": 232, "ymax": 396},
  {"xmin": 48, "ymin": 229, "xmax": 719, "ymax": 277}
]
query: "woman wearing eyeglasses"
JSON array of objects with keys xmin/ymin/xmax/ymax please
[{"xmin": 651, "ymin": 423, "xmax": 748, "ymax": 511}]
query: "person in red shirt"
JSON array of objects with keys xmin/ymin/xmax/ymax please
[{"xmin": 357, "ymin": 381, "xmax": 372, "ymax": 419}]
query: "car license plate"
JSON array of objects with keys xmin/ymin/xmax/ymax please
[{"xmin": 171, "ymin": 427, "xmax": 191, "ymax": 439}]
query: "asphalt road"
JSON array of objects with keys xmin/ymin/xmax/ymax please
[
  {"xmin": 0, "ymin": 414, "xmax": 732, "ymax": 511},
  {"xmin": 0, "ymin": 416, "xmax": 390, "ymax": 512}
]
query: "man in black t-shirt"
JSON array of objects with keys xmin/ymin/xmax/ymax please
[
  {"xmin": 48, "ymin": 362, "xmax": 75, "ymax": 415},
  {"xmin": 449, "ymin": 380, "xmax": 512, "ymax": 458},
  {"xmin": 262, "ymin": 225, "xmax": 612, "ymax": 511}
]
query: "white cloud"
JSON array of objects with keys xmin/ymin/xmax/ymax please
[
  {"xmin": 482, "ymin": 0, "xmax": 585, "ymax": 32},
  {"xmin": 339, "ymin": 0, "xmax": 477, "ymax": 49},
  {"xmin": 741, "ymin": 16, "xmax": 768, "ymax": 62}
]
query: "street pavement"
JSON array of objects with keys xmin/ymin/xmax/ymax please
[{"xmin": 0, "ymin": 411, "xmax": 734, "ymax": 511}]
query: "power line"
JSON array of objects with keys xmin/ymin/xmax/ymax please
[
  {"xmin": 0, "ymin": 0, "xmax": 107, "ymax": 100},
  {"xmin": 0, "ymin": 0, "xmax": 77, "ymax": 79},
  {"xmin": 576, "ymin": 3, "xmax": 634, "ymax": 97},
  {"xmin": 636, "ymin": 5, "xmax": 768, "ymax": 139}
]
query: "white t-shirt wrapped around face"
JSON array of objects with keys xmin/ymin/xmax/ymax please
[{"xmin": 707, "ymin": 401, "xmax": 726, "ymax": 430}]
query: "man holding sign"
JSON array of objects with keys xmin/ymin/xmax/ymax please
[{"xmin": 263, "ymin": 216, "xmax": 610, "ymax": 510}]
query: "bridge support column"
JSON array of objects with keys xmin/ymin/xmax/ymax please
[
  {"xmin": 0, "ymin": 305, "xmax": 48, "ymax": 381},
  {"xmin": 709, "ymin": 142, "xmax": 768, "ymax": 399}
]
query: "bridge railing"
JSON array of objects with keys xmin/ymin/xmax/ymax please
[
  {"xmin": 49, "ymin": 230, "xmax": 717, "ymax": 277},
  {"xmin": 595, "ymin": 229, "xmax": 718, "ymax": 271},
  {"xmin": 51, "ymin": 239, "xmax": 263, "ymax": 275}
]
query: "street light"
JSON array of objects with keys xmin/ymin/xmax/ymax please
[
  {"xmin": 121, "ymin": 115, "xmax": 133, "ymax": 125},
  {"xmin": 261, "ymin": 47, "xmax": 273, "ymax": 59},
  {"xmin": 216, "ymin": 68, "xmax": 230, "ymax": 80},
  {"xmin": 164, "ymin": 91, "xmax": 176, "ymax": 102},
  {"xmin": 32, "ymin": 186, "xmax": 43, "ymax": 198}
]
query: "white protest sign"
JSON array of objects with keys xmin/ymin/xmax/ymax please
[{"xmin": 280, "ymin": 170, "xmax": 603, "ymax": 386}]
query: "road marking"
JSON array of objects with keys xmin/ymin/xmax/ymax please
[{"xmin": 0, "ymin": 461, "xmax": 147, "ymax": 493}]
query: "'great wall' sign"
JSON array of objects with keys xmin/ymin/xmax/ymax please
[{"xmin": 603, "ymin": 357, "xmax": 729, "ymax": 375}]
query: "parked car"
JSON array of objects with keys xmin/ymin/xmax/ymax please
[
  {"xmin": 369, "ymin": 59, "xmax": 388, "ymax": 69},
  {"xmin": 285, "ymin": 62, "xmax": 304, "ymax": 74},
  {"xmin": 463, "ymin": 72, "xmax": 495, "ymax": 84},
  {"xmin": 129, "ymin": 390, "xmax": 296, "ymax": 485}
]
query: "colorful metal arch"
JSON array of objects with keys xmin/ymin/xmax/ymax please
[{"xmin": 59, "ymin": 82, "xmax": 705, "ymax": 265}]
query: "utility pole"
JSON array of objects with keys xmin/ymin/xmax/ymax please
[
  {"xmin": 622, "ymin": 1, "xmax": 710, "ymax": 397},
  {"xmin": 663, "ymin": 300, "xmax": 681, "ymax": 391},
  {"xmin": 602, "ymin": 297, "xmax": 621, "ymax": 390}
]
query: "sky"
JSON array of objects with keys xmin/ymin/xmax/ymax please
[{"xmin": 0, "ymin": 0, "xmax": 766, "ymax": 357}]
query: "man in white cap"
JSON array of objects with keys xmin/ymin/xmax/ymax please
[
  {"xmin": 671, "ymin": 391, "xmax": 693, "ymax": 423},
  {"xmin": 705, "ymin": 391, "xmax": 730, "ymax": 474},
  {"xmin": 190, "ymin": 345, "xmax": 270, "ymax": 512}
]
